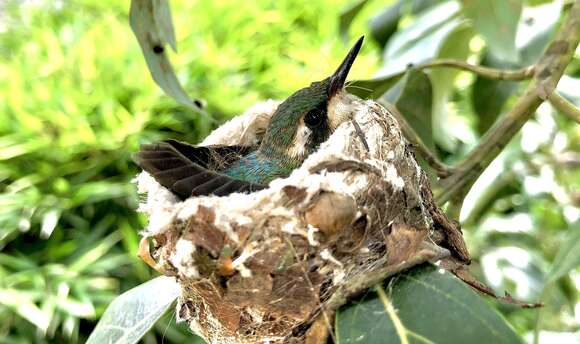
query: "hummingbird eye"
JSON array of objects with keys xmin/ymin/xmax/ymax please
[{"xmin": 304, "ymin": 108, "xmax": 326, "ymax": 128}]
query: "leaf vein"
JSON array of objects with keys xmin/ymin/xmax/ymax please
[{"xmin": 402, "ymin": 273, "xmax": 504, "ymax": 339}]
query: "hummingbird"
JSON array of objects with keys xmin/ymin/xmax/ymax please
[{"xmin": 134, "ymin": 36, "xmax": 364, "ymax": 199}]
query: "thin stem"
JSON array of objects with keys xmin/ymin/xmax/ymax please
[
  {"xmin": 416, "ymin": 59, "xmax": 535, "ymax": 81},
  {"xmin": 549, "ymin": 91, "xmax": 580, "ymax": 123},
  {"xmin": 357, "ymin": 58, "xmax": 534, "ymax": 99}
]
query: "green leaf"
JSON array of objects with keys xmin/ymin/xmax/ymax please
[
  {"xmin": 86, "ymin": 276, "xmax": 180, "ymax": 344},
  {"xmin": 129, "ymin": 0, "xmax": 204, "ymax": 113},
  {"xmin": 383, "ymin": 69, "xmax": 434, "ymax": 150},
  {"xmin": 339, "ymin": 0, "xmax": 370, "ymax": 41},
  {"xmin": 461, "ymin": 0, "xmax": 522, "ymax": 63},
  {"xmin": 546, "ymin": 230, "xmax": 580, "ymax": 284},
  {"xmin": 336, "ymin": 264, "xmax": 523, "ymax": 344}
]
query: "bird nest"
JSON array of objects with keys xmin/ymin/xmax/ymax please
[{"xmin": 135, "ymin": 97, "xmax": 469, "ymax": 344}]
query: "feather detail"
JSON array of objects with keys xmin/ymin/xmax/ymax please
[{"xmin": 133, "ymin": 140, "xmax": 266, "ymax": 199}]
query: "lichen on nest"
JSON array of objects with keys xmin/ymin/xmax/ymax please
[{"xmin": 135, "ymin": 97, "xmax": 469, "ymax": 344}]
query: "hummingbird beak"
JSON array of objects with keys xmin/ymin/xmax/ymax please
[{"xmin": 328, "ymin": 36, "xmax": 364, "ymax": 97}]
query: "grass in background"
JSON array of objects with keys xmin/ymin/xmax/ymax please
[{"xmin": 0, "ymin": 1, "xmax": 377, "ymax": 342}]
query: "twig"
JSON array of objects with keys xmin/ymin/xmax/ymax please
[
  {"xmin": 379, "ymin": 100, "xmax": 454, "ymax": 178},
  {"xmin": 436, "ymin": 87, "xmax": 544, "ymax": 203},
  {"xmin": 415, "ymin": 59, "xmax": 535, "ymax": 81},
  {"xmin": 353, "ymin": 55, "xmax": 534, "ymax": 99},
  {"xmin": 322, "ymin": 247, "xmax": 449, "ymax": 316},
  {"xmin": 351, "ymin": 119, "xmax": 370, "ymax": 152},
  {"xmin": 284, "ymin": 238, "xmax": 336, "ymax": 344},
  {"xmin": 441, "ymin": 259, "xmax": 543, "ymax": 308},
  {"xmin": 436, "ymin": 0, "xmax": 580, "ymax": 204},
  {"xmin": 549, "ymin": 91, "xmax": 580, "ymax": 123}
]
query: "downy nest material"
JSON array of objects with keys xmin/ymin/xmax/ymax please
[{"xmin": 135, "ymin": 95, "xmax": 470, "ymax": 344}]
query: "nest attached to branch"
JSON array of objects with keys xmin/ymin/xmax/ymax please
[{"xmin": 136, "ymin": 98, "xmax": 470, "ymax": 344}]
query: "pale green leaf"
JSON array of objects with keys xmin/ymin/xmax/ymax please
[
  {"xmin": 461, "ymin": 0, "xmax": 522, "ymax": 63},
  {"xmin": 129, "ymin": 0, "xmax": 204, "ymax": 113},
  {"xmin": 377, "ymin": 1, "xmax": 462, "ymax": 77},
  {"xmin": 86, "ymin": 276, "xmax": 180, "ymax": 344},
  {"xmin": 153, "ymin": 0, "xmax": 177, "ymax": 51}
]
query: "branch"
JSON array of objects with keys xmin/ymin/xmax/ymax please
[
  {"xmin": 379, "ymin": 100, "xmax": 454, "ymax": 178},
  {"xmin": 415, "ymin": 59, "xmax": 535, "ymax": 81},
  {"xmin": 350, "ymin": 58, "xmax": 534, "ymax": 99},
  {"xmin": 549, "ymin": 91, "xmax": 580, "ymax": 123},
  {"xmin": 376, "ymin": 61, "xmax": 534, "ymax": 179},
  {"xmin": 436, "ymin": 1, "xmax": 580, "ymax": 204}
]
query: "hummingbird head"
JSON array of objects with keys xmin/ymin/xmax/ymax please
[{"xmin": 260, "ymin": 36, "xmax": 364, "ymax": 162}]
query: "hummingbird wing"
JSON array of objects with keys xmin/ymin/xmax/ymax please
[{"xmin": 133, "ymin": 139, "xmax": 266, "ymax": 199}]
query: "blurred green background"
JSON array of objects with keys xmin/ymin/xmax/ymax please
[{"xmin": 0, "ymin": 0, "xmax": 577, "ymax": 343}]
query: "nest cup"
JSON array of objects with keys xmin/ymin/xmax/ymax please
[{"xmin": 136, "ymin": 97, "xmax": 465, "ymax": 343}]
